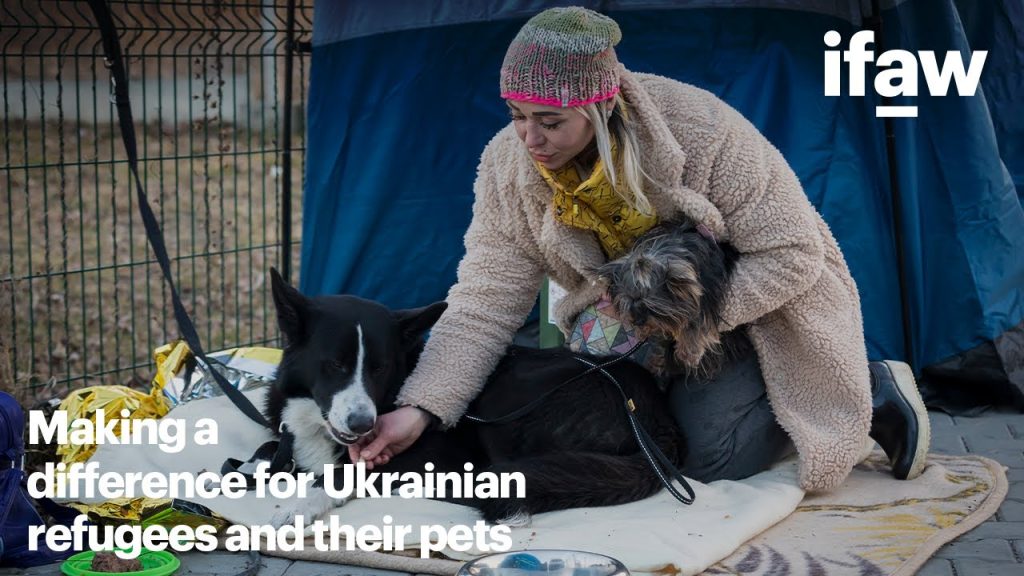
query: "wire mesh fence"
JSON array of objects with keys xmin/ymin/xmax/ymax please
[{"xmin": 0, "ymin": 0, "xmax": 311, "ymax": 398}]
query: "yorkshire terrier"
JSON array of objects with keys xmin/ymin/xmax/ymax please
[{"xmin": 596, "ymin": 218, "xmax": 739, "ymax": 377}]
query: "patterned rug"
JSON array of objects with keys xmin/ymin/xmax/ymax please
[
  {"xmin": 265, "ymin": 451, "xmax": 1006, "ymax": 575},
  {"xmin": 702, "ymin": 452, "xmax": 1007, "ymax": 576}
]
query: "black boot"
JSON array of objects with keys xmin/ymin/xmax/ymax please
[{"xmin": 869, "ymin": 360, "xmax": 930, "ymax": 480}]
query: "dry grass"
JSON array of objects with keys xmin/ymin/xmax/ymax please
[{"xmin": 1, "ymin": 118, "xmax": 303, "ymax": 400}]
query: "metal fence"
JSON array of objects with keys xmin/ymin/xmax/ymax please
[{"xmin": 0, "ymin": 1, "xmax": 311, "ymax": 397}]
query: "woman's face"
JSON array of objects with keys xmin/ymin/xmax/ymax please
[{"xmin": 507, "ymin": 100, "xmax": 594, "ymax": 170}]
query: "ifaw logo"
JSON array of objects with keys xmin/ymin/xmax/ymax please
[{"xmin": 824, "ymin": 30, "xmax": 987, "ymax": 118}]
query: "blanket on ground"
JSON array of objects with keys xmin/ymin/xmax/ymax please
[{"xmin": 62, "ymin": 390, "xmax": 1006, "ymax": 575}]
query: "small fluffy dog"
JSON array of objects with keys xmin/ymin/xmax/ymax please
[{"xmin": 597, "ymin": 218, "xmax": 739, "ymax": 376}]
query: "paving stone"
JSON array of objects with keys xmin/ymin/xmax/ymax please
[
  {"xmin": 953, "ymin": 413, "xmax": 1024, "ymax": 432},
  {"xmin": 916, "ymin": 557, "xmax": 955, "ymax": 576},
  {"xmin": 1009, "ymin": 482, "xmax": 1024, "ymax": 501},
  {"xmin": 929, "ymin": 411, "xmax": 957, "ymax": 427},
  {"xmin": 934, "ymin": 444, "xmax": 971, "ymax": 455},
  {"xmin": 959, "ymin": 425, "xmax": 1016, "ymax": 443},
  {"xmin": 957, "ymin": 521, "xmax": 1024, "ymax": 540},
  {"xmin": 957, "ymin": 433, "xmax": 1024, "ymax": 463},
  {"xmin": 997, "ymin": 499, "xmax": 1024, "ymax": 522},
  {"xmin": 952, "ymin": 558, "xmax": 1024, "ymax": 576},
  {"xmin": 933, "ymin": 538, "xmax": 1016, "ymax": 562},
  {"xmin": 283, "ymin": 560, "xmax": 412, "ymax": 576},
  {"xmin": 931, "ymin": 434, "xmax": 970, "ymax": 455},
  {"xmin": 962, "ymin": 448, "xmax": 1024, "ymax": 468},
  {"xmin": 962, "ymin": 438, "xmax": 1024, "ymax": 453},
  {"xmin": 176, "ymin": 551, "xmax": 291, "ymax": 576}
]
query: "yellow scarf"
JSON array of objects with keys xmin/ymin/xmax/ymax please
[{"xmin": 536, "ymin": 144, "xmax": 658, "ymax": 260}]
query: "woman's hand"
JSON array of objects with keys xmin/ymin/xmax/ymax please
[{"xmin": 347, "ymin": 405, "xmax": 433, "ymax": 470}]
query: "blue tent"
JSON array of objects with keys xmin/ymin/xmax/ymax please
[{"xmin": 302, "ymin": 0, "xmax": 1024, "ymax": 405}]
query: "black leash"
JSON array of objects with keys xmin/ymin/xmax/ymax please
[
  {"xmin": 220, "ymin": 429, "xmax": 296, "ymax": 488},
  {"xmin": 86, "ymin": 0, "xmax": 299, "ymax": 486},
  {"xmin": 85, "ymin": 0, "xmax": 269, "ymax": 430},
  {"xmin": 572, "ymin": 355, "xmax": 695, "ymax": 505},
  {"xmin": 465, "ymin": 341, "xmax": 696, "ymax": 505}
]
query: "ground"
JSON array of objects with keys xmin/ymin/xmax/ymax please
[{"xmin": 7, "ymin": 409, "xmax": 1023, "ymax": 575}]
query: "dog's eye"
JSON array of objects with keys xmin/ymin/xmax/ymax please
[{"xmin": 328, "ymin": 360, "xmax": 351, "ymax": 375}]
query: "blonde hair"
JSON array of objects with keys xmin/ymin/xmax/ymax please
[{"xmin": 577, "ymin": 94, "xmax": 654, "ymax": 215}]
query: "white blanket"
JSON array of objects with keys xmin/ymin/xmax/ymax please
[{"xmin": 65, "ymin": 390, "xmax": 806, "ymax": 575}]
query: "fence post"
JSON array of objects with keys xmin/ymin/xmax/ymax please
[{"xmin": 281, "ymin": 0, "xmax": 296, "ymax": 284}]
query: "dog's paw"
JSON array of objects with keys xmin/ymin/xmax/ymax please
[
  {"xmin": 269, "ymin": 487, "xmax": 345, "ymax": 528},
  {"xmin": 479, "ymin": 499, "xmax": 532, "ymax": 527},
  {"xmin": 269, "ymin": 506, "xmax": 300, "ymax": 529}
]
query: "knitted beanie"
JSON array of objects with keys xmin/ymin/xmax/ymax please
[{"xmin": 500, "ymin": 7, "xmax": 622, "ymax": 108}]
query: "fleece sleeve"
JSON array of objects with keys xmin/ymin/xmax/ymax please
[
  {"xmin": 706, "ymin": 101, "xmax": 825, "ymax": 331},
  {"xmin": 395, "ymin": 148, "xmax": 545, "ymax": 427}
]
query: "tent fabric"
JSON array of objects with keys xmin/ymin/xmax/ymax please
[
  {"xmin": 954, "ymin": 0, "xmax": 1024, "ymax": 200},
  {"xmin": 313, "ymin": 0, "xmax": 913, "ymax": 44},
  {"xmin": 301, "ymin": 0, "xmax": 1024, "ymax": 379}
]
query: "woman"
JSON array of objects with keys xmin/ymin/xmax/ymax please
[{"xmin": 351, "ymin": 6, "xmax": 928, "ymax": 492}]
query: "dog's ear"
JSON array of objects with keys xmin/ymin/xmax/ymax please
[
  {"xmin": 393, "ymin": 301, "xmax": 448, "ymax": 348},
  {"xmin": 270, "ymin": 267, "xmax": 309, "ymax": 345}
]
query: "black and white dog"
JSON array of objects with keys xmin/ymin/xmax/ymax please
[
  {"xmin": 262, "ymin": 269, "xmax": 681, "ymax": 525},
  {"xmin": 263, "ymin": 219, "xmax": 733, "ymax": 525}
]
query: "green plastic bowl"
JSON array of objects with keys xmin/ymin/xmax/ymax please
[{"xmin": 61, "ymin": 549, "xmax": 180, "ymax": 576}]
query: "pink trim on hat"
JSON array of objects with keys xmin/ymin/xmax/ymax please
[{"xmin": 501, "ymin": 86, "xmax": 620, "ymax": 108}]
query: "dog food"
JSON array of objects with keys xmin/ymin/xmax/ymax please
[{"xmin": 90, "ymin": 551, "xmax": 143, "ymax": 573}]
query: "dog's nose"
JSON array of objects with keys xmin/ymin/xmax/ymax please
[
  {"xmin": 347, "ymin": 412, "xmax": 375, "ymax": 435},
  {"xmin": 629, "ymin": 304, "xmax": 649, "ymax": 326}
]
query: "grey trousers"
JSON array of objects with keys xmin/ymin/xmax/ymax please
[{"xmin": 667, "ymin": 335, "xmax": 794, "ymax": 483}]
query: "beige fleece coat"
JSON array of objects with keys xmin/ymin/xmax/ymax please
[{"xmin": 397, "ymin": 67, "xmax": 872, "ymax": 492}]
